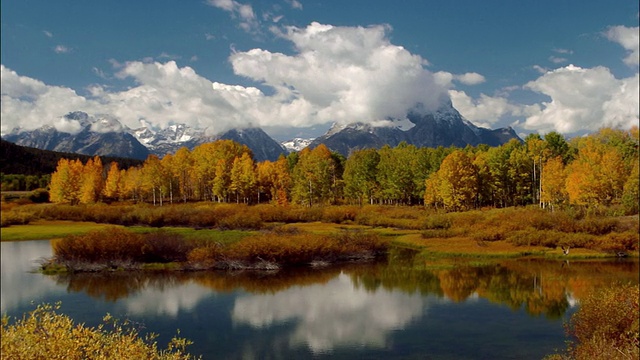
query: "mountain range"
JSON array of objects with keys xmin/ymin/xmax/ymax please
[
  {"xmin": 3, "ymin": 112, "xmax": 288, "ymax": 162},
  {"xmin": 308, "ymin": 101, "xmax": 520, "ymax": 155},
  {"xmin": 2, "ymin": 102, "xmax": 520, "ymax": 161}
]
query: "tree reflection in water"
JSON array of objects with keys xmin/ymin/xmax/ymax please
[{"xmin": 48, "ymin": 248, "xmax": 639, "ymax": 319}]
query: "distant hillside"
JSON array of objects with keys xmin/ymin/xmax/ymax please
[{"xmin": 1, "ymin": 139, "xmax": 143, "ymax": 176}]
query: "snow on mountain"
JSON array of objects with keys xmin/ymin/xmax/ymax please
[{"xmin": 281, "ymin": 137, "xmax": 314, "ymax": 152}]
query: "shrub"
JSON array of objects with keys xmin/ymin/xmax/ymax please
[
  {"xmin": 423, "ymin": 214, "xmax": 452, "ymax": 230},
  {"xmin": 471, "ymin": 228, "xmax": 505, "ymax": 242},
  {"xmin": 577, "ymin": 217, "xmax": 619, "ymax": 235},
  {"xmin": 506, "ymin": 229, "xmax": 564, "ymax": 248},
  {"xmin": 27, "ymin": 189, "xmax": 49, "ymax": 203},
  {"xmin": 557, "ymin": 284, "xmax": 639, "ymax": 360},
  {"xmin": 597, "ymin": 231, "xmax": 640, "ymax": 253},
  {"xmin": 1, "ymin": 302, "xmax": 198, "ymax": 359},
  {"xmin": 217, "ymin": 211, "xmax": 263, "ymax": 230},
  {"xmin": 0, "ymin": 208, "xmax": 33, "ymax": 227},
  {"xmin": 52, "ymin": 227, "xmax": 147, "ymax": 264},
  {"xmin": 142, "ymin": 231, "xmax": 196, "ymax": 263},
  {"xmin": 223, "ymin": 229, "xmax": 386, "ymax": 266},
  {"xmin": 321, "ymin": 206, "xmax": 359, "ymax": 223},
  {"xmin": 187, "ymin": 245, "xmax": 222, "ymax": 267}
]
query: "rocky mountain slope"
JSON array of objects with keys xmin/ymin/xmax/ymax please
[{"xmin": 308, "ymin": 101, "xmax": 520, "ymax": 156}]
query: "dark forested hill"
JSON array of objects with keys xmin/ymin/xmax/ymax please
[{"xmin": 1, "ymin": 139, "xmax": 143, "ymax": 175}]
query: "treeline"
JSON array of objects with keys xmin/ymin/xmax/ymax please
[
  {"xmin": 47, "ymin": 127, "xmax": 639, "ymax": 213},
  {"xmin": 0, "ymin": 173, "xmax": 50, "ymax": 191},
  {"xmin": 0, "ymin": 139, "xmax": 142, "ymax": 190}
]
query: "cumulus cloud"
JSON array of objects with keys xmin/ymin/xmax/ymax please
[
  {"xmin": 523, "ymin": 64, "xmax": 639, "ymax": 133},
  {"xmin": 605, "ymin": 25, "xmax": 639, "ymax": 66},
  {"xmin": 0, "ymin": 65, "xmax": 91, "ymax": 134},
  {"xmin": 454, "ymin": 72, "xmax": 486, "ymax": 85},
  {"xmin": 449, "ymin": 90, "xmax": 521, "ymax": 128},
  {"xmin": 3, "ymin": 21, "xmax": 637, "ymax": 139},
  {"xmin": 206, "ymin": 0, "xmax": 258, "ymax": 33},
  {"xmin": 230, "ymin": 22, "xmax": 448, "ymax": 125}
]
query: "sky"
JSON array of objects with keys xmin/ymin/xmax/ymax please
[{"xmin": 1, "ymin": 0, "xmax": 638, "ymax": 141}]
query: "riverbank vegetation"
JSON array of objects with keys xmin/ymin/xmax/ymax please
[
  {"xmin": 546, "ymin": 283, "xmax": 639, "ymax": 360},
  {"xmin": 2, "ymin": 203, "xmax": 638, "ymax": 258},
  {"xmin": 1, "ymin": 126, "xmax": 637, "ymax": 261},
  {"xmin": 43, "ymin": 226, "xmax": 388, "ymax": 271},
  {"xmin": 1, "ymin": 302, "xmax": 199, "ymax": 359}
]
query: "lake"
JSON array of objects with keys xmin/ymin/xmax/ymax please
[{"xmin": 2, "ymin": 240, "xmax": 638, "ymax": 359}]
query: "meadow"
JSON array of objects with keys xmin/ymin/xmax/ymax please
[{"xmin": 1, "ymin": 201, "xmax": 638, "ymax": 271}]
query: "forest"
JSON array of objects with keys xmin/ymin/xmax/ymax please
[{"xmin": 45, "ymin": 126, "xmax": 639, "ymax": 214}]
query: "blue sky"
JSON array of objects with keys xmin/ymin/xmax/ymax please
[{"xmin": 1, "ymin": 0, "xmax": 638, "ymax": 141}]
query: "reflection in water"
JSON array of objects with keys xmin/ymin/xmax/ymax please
[
  {"xmin": 232, "ymin": 272, "xmax": 425, "ymax": 352},
  {"xmin": 2, "ymin": 240, "xmax": 638, "ymax": 359},
  {"xmin": 0, "ymin": 241, "xmax": 63, "ymax": 313}
]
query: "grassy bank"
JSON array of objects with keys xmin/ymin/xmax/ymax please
[
  {"xmin": 2, "ymin": 202, "xmax": 638, "ymax": 259},
  {"xmin": 43, "ymin": 226, "xmax": 388, "ymax": 272}
]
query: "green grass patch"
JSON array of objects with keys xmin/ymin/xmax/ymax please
[
  {"xmin": 127, "ymin": 226, "xmax": 254, "ymax": 246},
  {"xmin": 1, "ymin": 220, "xmax": 119, "ymax": 241}
]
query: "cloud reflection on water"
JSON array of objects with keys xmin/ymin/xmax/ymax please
[
  {"xmin": 0, "ymin": 240, "xmax": 64, "ymax": 313},
  {"xmin": 118, "ymin": 282, "xmax": 212, "ymax": 317},
  {"xmin": 232, "ymin": 272, "xmax": 425, "ymax": 352}
]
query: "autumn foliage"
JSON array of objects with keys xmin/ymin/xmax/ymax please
[
  {"xmin": 546, "ymin": 284, "xmax": 639, "ymax": 360},
  {"xmin": 48, "ymin": 226, "xmax": 389, "ymax": 271},
  {"xmin": 1, "ymin": 303, "xmax": 198, "ymax": 359},
  {"xmin": 43, "ymin": 126, "xmax": 638, "ymax": 215}
]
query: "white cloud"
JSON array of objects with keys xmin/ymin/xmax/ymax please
[
  {"xmin": 549, "ymin": 56, "xmax": 567, "ymax": 64},
  {"xmin": 0, "ymin": 65, "xmax": 91, "ymax": 134},
  {"xmin": 285, "ymin": 0, "xmax": 303, "ymax": 10},
  {"xmin": 605, "ymin": 25, "xmax": 639, "ymax": 66},
  {"xmin": 523, "ymin": 64, "xmax": 639, "ymax": 133},
  {"xmin": 230, "ymin": 22, "xmax": 448, "ymax": 125},
  {"xmin": 54, "ymin": 45, "xmax": 70, "ymax": 54},
  {"xmin": 533, "ymin": 65, "xmax": 549, "ymax": 74},
  {"xmin": 4, "ymin": 21, "xmax": 637, "ymax": 139},
  {"xmin": 2, "ymin": 23, "xmax": 451, "ymax": 136},
  {"xmin": 43, "ymin": 30, "xmax": 53, "ymax": 38},
  {"xmin": 206, "ymin": 0, "xmax": 259, "ymax": 33},
  {"xmin": 454, "ymin": 72, "xmax": 486, "ymax": 85},
  {"xmin": 553, "ymin": 48, "xmax": 573, "ymax": 55},
  {"xmin": 449, "ymin": 90, "xmax": 521, "ymax": 128}
]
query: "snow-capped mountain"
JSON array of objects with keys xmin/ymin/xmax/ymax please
[
  {"xmin": 2, "ymin": 112, "xmax": 288, "ymax": 162},
  {"xmin": 281, "ymin": 138, "xmax": 314, "ymax": 152},
  {"xmin": 3, "ymin": 112, "xmax": 150, "ymax": 160},
  {"xmin": 308, "ymin": 101, "xmax": 520, "ymax": 156},
  {"xmin": 2, "ymin": 101, "xmax": 520, "ymax": 163},
  {"xmin": 130, "ymin": 123, "xmax": 287, "ymax": 161}
]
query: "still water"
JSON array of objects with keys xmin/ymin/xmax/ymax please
[{"xmin": 2, "ymin": 240, "xmax": 638, "ymax": 359}]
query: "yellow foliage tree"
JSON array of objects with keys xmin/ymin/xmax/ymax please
[
  {"xmin": 79, "ymin": 156, "xmax": 104, "ymax": 204},
  {"xmin": 540, "ymin": 156, "xmax": 567, "ymax": 210},
  {"xmin": 103, "ymin": 162, "xmax": 121, "ymax": 200},
  {"xmin": 565, "ymin": 137, "xmax": 625, "ymax": 207},
  {"xmin": 230, "ymin": 152, "xmax": 256, "ymax": 203},
  {"xmin": 49, "ymin": 159, "xmax": 84, "ymax": 204},
  {"xmin": 436, "ymin": 150, "xmax": 477, "ymax": 211}
]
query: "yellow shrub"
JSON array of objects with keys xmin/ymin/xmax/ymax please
[{"xmin": 1, "ymin": 302, "xmax": 199, "ymax": 359}]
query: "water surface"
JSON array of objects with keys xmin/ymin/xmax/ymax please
[{"xmin": 2, "ymin": 240, "xmax": 638, "ymax": 359}]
